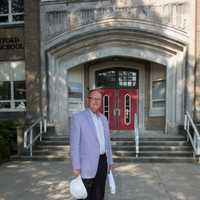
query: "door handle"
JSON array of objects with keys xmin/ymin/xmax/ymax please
[
  {"xmin": 114, "ymin": 108, "xmax": 120, "ymax": 116},
  {"xmin": 117, "ymin": 109, "xmax": 120, "ymax": 116},
  {"xmin": 113, "ymin": 108, "xmax": 120, "ymax": 116},
  {"xmin": 113, "ymin": 109, "xmax": 116, "ymax": 116}
]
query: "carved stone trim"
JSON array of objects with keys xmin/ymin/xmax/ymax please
[{"xmin": 69, "ymin": 3, "xmax": 187, "ymax": 31}]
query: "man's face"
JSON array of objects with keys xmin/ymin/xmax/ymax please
[{"xmin": 87, "ymin": 91, "xmax": 102, "ymax": 113}]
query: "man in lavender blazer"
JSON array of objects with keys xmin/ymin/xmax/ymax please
[{"xmin": 70, "ymin": 89, "xmax": 113, "ymax": 200}]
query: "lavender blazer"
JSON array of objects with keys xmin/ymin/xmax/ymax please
[{"xmin": 69, "ymin": 109, "xmax": 113, "ymax": 178}]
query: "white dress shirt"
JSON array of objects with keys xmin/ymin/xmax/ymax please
[{"xmin": 89, "ymin": 109, "xmax": 106, "ymax": 155}]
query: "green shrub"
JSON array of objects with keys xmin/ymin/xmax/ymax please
[
  {"xmin": 0, "ymin": 120, "xmax": 18, "ymax": 162},
  {"xmin": 0, "ymin": 135, "xmax": 10, "ymax": 162}
]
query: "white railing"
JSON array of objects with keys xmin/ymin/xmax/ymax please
[
  {"xmin": 184, "ymin": 111, "xmax": 200, "ymax": 161},
  {"xmin": 134, "ymin": 113, "xmax": 139, "ymax": 157},
  {"xmin": 24, "ymin": 116, "xmax": 47, "ymax": 157}
]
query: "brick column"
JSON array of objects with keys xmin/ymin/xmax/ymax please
[{"xmin": 24, "ymin": 0, "xmax": 41, "ymax": 123}]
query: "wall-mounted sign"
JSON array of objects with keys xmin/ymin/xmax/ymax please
[{"xmin": 0, "ymin": 37, "xmax": 24, "ymax": 49}]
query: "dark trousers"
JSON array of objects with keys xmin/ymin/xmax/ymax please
[{"xmin": 78, "ymin": 154, "xmax": 108, "ymax": 200}]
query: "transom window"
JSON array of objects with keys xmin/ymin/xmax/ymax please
[
  {"xmin": 0, "ymin": 61, "xmax": 26, "ymax": 111},
  {"xmin": 0, "ymin": 0, "xmax": 24, "ymax": 25},
  {"xmin": 96, "ymin": 68, "xmax": 138, "ymax": 89}
]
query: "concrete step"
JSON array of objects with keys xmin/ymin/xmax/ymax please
[
  {"xmin": 113, "ymin": 150, "xmax": 193, "ymax": 157},
  {"xmin": 111, "ymin": 140, "xmax": 190, "ymax": 146},
  {"xmin": 27, "ymin": 149, "xmax": 70, "ymax": 156},
  {"xmin": 35, "ymin": 145, "xmax": 69, "ymax": 150},
  {"xmin": 112, "ymin": 145, "xmax": 192, "ymax": 151},
  {"xmin": 112, "ymin": 156, "xmax": 194, "ymax": 163},
  {"xmin": 12, "ymin": 155, "xmax": 69, "ymax": 161},
  {"xmin": 42, "ymin": 136, "xmax": 69, "ymax": 141},
  {"xmin": 111, "ymin": 137, "xmax": 187, "ymax": 142},
  {"xmin": 38, "ymin": 141, "xmax": 69, "ymax": 145}
]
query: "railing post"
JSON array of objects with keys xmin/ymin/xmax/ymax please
[
  {"xmin": 184, "ymin": 114, "xmax": 187, "ymax": 130},
  {"xmin": 134, "ymin": 113, "xmax": 139, "ymax": 158},
  {"xmin": 40, "ymin": 120, "xmax": 42, "ymax": 142},
  {"xmin": 196, "ymin": 136, "xmax": 200, "ymax": 155},
  {"xmin": 135, "ymin": 130, "xmax": 139, "ymax": 157},
  {"xmin": 30, "ymin": 129, "xmax": 33, "ymax": 157},
  {"xmin": 44, "ymin": 118, "xmax": 47, "ymax": 133}
]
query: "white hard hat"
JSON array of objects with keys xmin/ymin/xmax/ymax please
[{"xmin": 70, "ymin": 175, "xmax": 88, "ymax": 199}]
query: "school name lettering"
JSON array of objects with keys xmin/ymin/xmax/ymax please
[{"xmin": 0, "ymin": 37, "xmax": 24, "ymax": 49}]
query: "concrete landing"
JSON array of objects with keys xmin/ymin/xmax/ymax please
[{"xmin": 0, "ymin": 161, "xmax": 200, "ymax": 200}]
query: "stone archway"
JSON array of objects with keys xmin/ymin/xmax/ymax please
[{"xmin": 44, "ymin": 29, "xmax": 187, "ymax": 135}]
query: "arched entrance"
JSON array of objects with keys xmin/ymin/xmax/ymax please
[
  {"xmin": 96, "ymin": 68, "xmax": 138, "ymax": 130},
  {"xmin": 42, "ymin": 29, "xmax": 188, "ymax": 135}
]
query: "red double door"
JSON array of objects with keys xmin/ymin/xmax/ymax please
[{"xmin": 98, "ymin": 89, "xmax": 138, "ymax": 130}]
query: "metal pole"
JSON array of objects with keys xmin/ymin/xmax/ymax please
[
  {"xmin": 40, "ymin": 120, "xmax": 42, "ymax": 142},
  {"xmin": 30, "ymin": 129, "xmax": 33, "ymax": 157}
]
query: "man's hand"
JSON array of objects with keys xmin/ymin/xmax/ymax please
[
  {"xmin": 108, "ymin": 164, "xmax": 113, "ymax": 173},
  {"xmin": 73, "ymin": 169, "xmax": 80, "ymax": 176}
]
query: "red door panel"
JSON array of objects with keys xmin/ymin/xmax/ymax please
[
  {"xmin": 97, "ymin": 88, "xmax": 138, "ymax": 130},
  {"xmin": 97, "ymin": 89, "xmax": 115, "ymax": 130}
]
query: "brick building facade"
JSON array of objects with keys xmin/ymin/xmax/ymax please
[
  {"xmin": 0, "ymin": 0, "xmax": 200, "ymax": 136},
  {"xmin": 0, "ymin": 0, "xmax": 41, "ymax": 125}
]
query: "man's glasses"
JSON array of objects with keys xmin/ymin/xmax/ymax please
[{"xmin": 88, "ymin": 97, "xmax": 101, "ymax": 101}]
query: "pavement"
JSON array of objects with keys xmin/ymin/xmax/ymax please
[{"xmin": 0, "ymin": 160, "xmax": 200, "ymax": 200}]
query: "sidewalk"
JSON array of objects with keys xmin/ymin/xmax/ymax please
[{"xmin": 0, "ymin": 160, "xmax": 200, "ymax": 200}]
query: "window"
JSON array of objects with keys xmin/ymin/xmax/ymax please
[
  {"xmin": 118, "ymin": 71, "xmax": 137, "ymax": 87},
  {"xmin": 149, "ymin": 63, "xmax": 166, "ymax": 116},
  {"xmin": 0, "ymin": 0, "xmax": 24, "ymax": 25},
  {"xmin": 96, "ymin": 70, "xmax": 116, "ymax": 88},
  {"xmin": 152, "ymin": 80, "xmax": 166, "ymax": 108},
  {"xmin": 96, "ymin": 68, "xmax": 138, "ymax": 89},
  {"xmin": 149, "ymin": 79, "xmax": 166, "ymax": 116},
  {"xmin": 68, "ymin": 82, "xmax": 82, "ymax": 99},
  {"xmin": 0, "ymin": 61, "xmax": 26, "ymax": 111}
]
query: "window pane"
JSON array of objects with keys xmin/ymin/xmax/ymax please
[
  {"xmin": 125, "ymin": 95, "xmax": 131, "ymax": 124},
  {"xmin": 15, "ymin": 101, "xmax": 26, "ymax": 110},
  {"xmin": 12, "ymin": 14, "xmax": 24, "ymax": 21},
  {"xmin": 0, "ymin": 102, "xmax": 10, "ymax": 109},
  {"xmin": 0, "ymin": 0, "xmax": 8, "ymax": 14},
  {"xmin": 152, "ymin": 101, "xmax": 165, "ymax": 108},
  {"xmin": 68, "ymin": 82, "xmax": 82, "ymax": 99},
  {"xmin": 0, "ymin": 15, "xmax": 8, "ymax": 22},
  {"xmin": 0, "ymin": 81, "xmax": 11, "ymax": 100},
  {"xmin": 96, "ymin": 70, "xmax": 116, "ymax": 88},
  {"xmin": 0, "ymin": 62, "xmax": 11, "ymax": 81},
  {"xmin": 14, "ymin": 81, "xmax": 26, "ymax": 99},
  {"xmin": 103, "ymin": 95, "xmax": 109, "ymax": 119},
  {"xmin": 11, "ymin": 0, "xmax": 24, "ymax": 13},
  {"xmin": 118, "ymin": 70, "xmax": 137, "ymax": 88},
  {"xmin": 152, "ymin": 80, "xmax": 166, "ymax": 99},
  {"xmin": 11, "ymin": 61, "xmax": 25, "ymax": 81}
]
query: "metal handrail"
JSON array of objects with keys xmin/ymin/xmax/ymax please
[
  {"xmin": 184, "ymin": 111, "xmax": 200, "ymax": 160},
  {"xmin": 134, "ymin": 112, "xmax": 139, "ymax": 157},
  {"xmin": 24, "ymin": 116, "xmax": 47, "ymax": 156}
]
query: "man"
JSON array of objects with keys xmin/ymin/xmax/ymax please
[{"xmin": 70, "ymin": 89, "xmax": 113, "ymax": 200}]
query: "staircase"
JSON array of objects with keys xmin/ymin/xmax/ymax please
[
  {"xmin": 20, "ymin": 135, "xmax": 70, "ymax": 161},
  {"xmin": 14, "ymin": 124, "xmax": 69, "ymax": 161},
  {"xmin": 17, "ymin": 129, "xmax": 194, "ymax": 163},
  {"xmin": 112, "ymin": 135, "xmax": 194, "ymax": 163}
]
